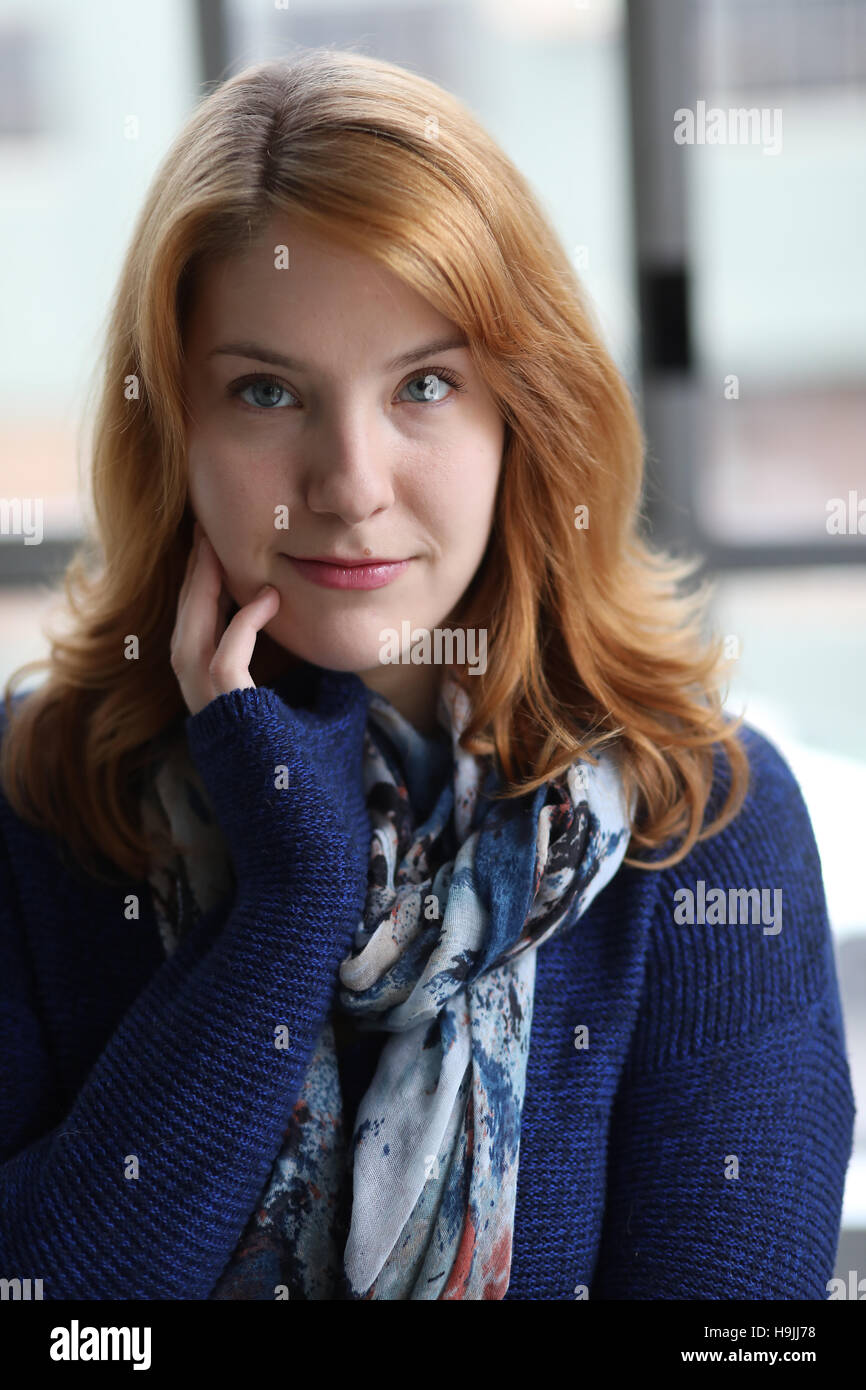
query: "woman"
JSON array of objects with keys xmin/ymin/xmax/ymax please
[{"xmin": 0, "ymin": 48, "xmax": 855, "ymax": 1300}]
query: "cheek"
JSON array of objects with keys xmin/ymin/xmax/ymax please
[
  {"xmin": 186, "ymin": 428, "xmax": 276, "ymax": 522},
  {"xmin": 411, "ymin": 422, "xmax": 501, "ymax": 527},
  {"xmin": 442, "ymin": 448, "xmax": 501, "ymax": 551},
  {"xmin": 186, "ymin": 428, "xmax": 228, "ymax": 512}
]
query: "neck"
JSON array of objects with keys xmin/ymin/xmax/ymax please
[{"xmin": 249, "ymin": 634, "xmax": 444, "ymax": 737}]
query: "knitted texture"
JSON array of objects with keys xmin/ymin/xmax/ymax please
[{"xmin": 0, "ymin": 693, "xmax": 856, "ymax": 1299}]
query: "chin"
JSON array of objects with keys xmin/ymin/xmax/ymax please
[{"xmin": 266, "ymin": 626, "xmax": 385, "ymax": 676}]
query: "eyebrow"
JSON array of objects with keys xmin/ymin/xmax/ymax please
[{"xmin": 205, "ymin": 335, "xmax": 470, "ymax": 374}]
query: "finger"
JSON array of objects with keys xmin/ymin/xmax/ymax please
[
  {"xmin": 171, "ymin": 540, "xmax": 208, "ymax": 684},
  {"xmin": 209, "ymin": 585, "xmax": 281, "ymax": 694},
  {"xmin": 181, "ymin": 532, "xmax": 226, "ymax": 672},
  {"xmin": 170, "ymin": 540, "xmax": 201, "ymax": 671},
  {"xmin": 214, "ymin": 581, "xmax": 233, "ymax": 650},
  {"xmin": 175, "ymin": 528, "xmax": 201, "ymax": 620}
]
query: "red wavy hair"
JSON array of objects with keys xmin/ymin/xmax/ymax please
[{"xmin": 1, "ymin": 47, "xmax": 749, "ymax": 885}]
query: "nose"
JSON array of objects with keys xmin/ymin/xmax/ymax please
[{"xmin": 300, "ymin": 403, "xmax": 396, "ymax": 524}]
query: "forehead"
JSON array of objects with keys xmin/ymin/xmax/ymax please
[{"xmin": 186, "ymin": 216, "xmax": 452, "ymax": 356}]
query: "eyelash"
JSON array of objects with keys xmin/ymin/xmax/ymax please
[{"xmin": 226, "ymin": 365, "xmax": 466, "ymax": 412}]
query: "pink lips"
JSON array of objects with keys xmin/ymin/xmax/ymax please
[{"xmin": 285, "ymin": 555, "xmax": 411, "ymax": 590}]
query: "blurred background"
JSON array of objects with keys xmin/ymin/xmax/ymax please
[{"xmin": 0, "ymin": 0, "xmax": 864, "ymax": 1280}]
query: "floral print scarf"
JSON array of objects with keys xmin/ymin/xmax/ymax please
[{"xmin": 142, "ymin": 672, "xmax": 632, "ymax": 1299}]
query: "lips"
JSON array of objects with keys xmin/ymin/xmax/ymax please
[
  {"xmin": 284, "ymin": 554, "xmax": 412, "ymax": 591},
  {"xmin": 298, "ymin": 555, "xmax": 398, "ymax": 566}
]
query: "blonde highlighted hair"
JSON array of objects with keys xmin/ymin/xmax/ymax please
[{"xmin": 1, "ymin": 46, "xmax": 748, "ymax": 885}]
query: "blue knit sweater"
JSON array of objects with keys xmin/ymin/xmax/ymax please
[{"xmin": 0, "ymin": 687, "xmax": 855, "ymax": 1299}]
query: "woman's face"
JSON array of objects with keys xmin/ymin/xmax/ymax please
[{"xmin": 181, "ymin": 214, "xmax": 505, "ymax": 730}]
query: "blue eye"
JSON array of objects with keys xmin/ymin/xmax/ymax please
[
  {"xmin": 229, "ymin": 376, "xmax": 294, "ymax": 410},
  {"xmin": 398, "ymin": 367, "xmax": 465, "ymax": 403}
]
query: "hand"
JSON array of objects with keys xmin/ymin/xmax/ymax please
[
  {"xmin": 183, "ymin": 645, "xmax": 374, "ymax": 903},
  {"xmin": 170, "ymin": 520, "xmax": 281, "ymax": 716}
]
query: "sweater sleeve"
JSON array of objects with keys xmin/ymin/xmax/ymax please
[
  {"xmin": 591, "ymin": 729, "xmax": 857, "ymax": 1300},
  {"xmin": 0, "ymin": 687, "xmax": 371, "ymax": 1300}
]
